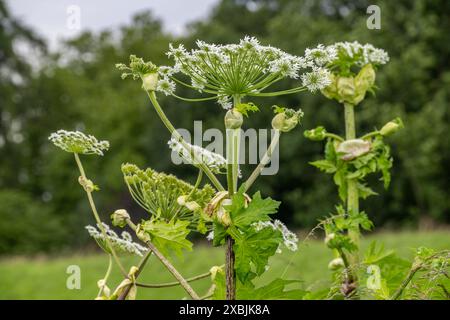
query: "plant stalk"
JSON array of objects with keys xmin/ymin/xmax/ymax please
[
  {"xmin": 74, "ymin": 153, "xmax": 128, "ymax": 277},
  {"xmin": 125, "ymin": 219, "xmax": 200, "ymax": 300},
  {"xmin": 244, "ymin": 129, "xmax": 281, "ymax": 192},
  {"xmin": 224, "ymin": 95, "xmax": 241, "ymax": 300},
  {"xmin": 343, "ymin": 102, "xmax": 359, "ymax": 296},
  {"xmin": 117, "ymin": 249, "xmax": 152, "ymax": 300},
  {"xmin": 146, "ymin": 90, "xmax": 225, "ymax": 192}
]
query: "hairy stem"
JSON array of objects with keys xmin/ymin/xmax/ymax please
[
  {"xmin": 244, "ymin": 129, "xmax": 281, "ymax": 192},
  {"xmin": 343, "ymin": 102, "xmax": 359, "ymax": 296},
  {"xmin": 146, "ymin": 90, "xmax": 224, "ymax": 191},
  {"xmin": 390, "ymin": 264, "xmax": 421, "ymax": 300},
  {"xmin": 74, "ymin": 153, "xmax": 128, "ymax": 277},
  {"xmin": 224, "ymin": 95, "xmax": 241, "ymax": 300},
  {"xmin": 126, "ymin": 219, "xmax": 200, "ymax": 300}
]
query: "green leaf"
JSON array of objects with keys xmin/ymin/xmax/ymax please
[
  {"xmin": 228, "ymin": 187, "xmax": 280, "ymax": 230},
  {"xmin": 212, "ymin": 221, "xmax": 227, "ymax": 246},
  {"xmin": 333, "ymin": 168, "xmax": 348, "ymax": 201},
  {"xmin": 212, "ymin": 268, "xmax": 226, "ymax": 300},
  {"xmin": 235, "ymin": 102, "xmax": 259, "ymax": 117},
  {"xmin": 363, "ymin": 241, "xmax": 395, "ymax": 264},
  {"xmin": 357, "ymin": 183, "xmax": 378, "ymax": 199},
  {"xmin": 141, "ymin": 219, "xmax": 192, "ymax": 258},
  {"xmin": 309, "ymin": 160, "xmax": 336, "ymax": 173},
  {"xmin": 349, "ymin": 210, "xmax": 374, "ymax": 231},
  {"xmin": 238, "ymin": 279, "xmax": 306, "ymax": 300},
  {"xmin": 233, "ymin": 226, "xmax": 282, "ymax": 283}
]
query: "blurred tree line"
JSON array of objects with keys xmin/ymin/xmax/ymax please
[{"xmin": 0, "ymin": 0, "xmax": 449, "ymax": 254}]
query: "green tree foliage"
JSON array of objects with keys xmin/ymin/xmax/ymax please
[{"xmin": 0, "ymin": 0, "xmax": 449, "ymax": 253}]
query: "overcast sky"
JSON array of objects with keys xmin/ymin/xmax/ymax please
[{"xmin": 7, "ymin": 0, "xmax": 219, "ymax": 49}]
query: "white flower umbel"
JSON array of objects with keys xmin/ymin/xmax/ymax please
[
  {"xmin": 49, "ymin": 130, "xmax": 109, "ymax": 156},
  {"xmin": 252, "ymin": 219, "xmax": 298, "ymax": 252},
  {"xmin": 86, "ymin": 223, "xmax": 148, "ymax": 257},
  {"xmin": 305, "ymin": 44, "xmax": 337, "ymax": 67},
  {"xmin": 329, "ymin": 41, "xmax": 389, "ymax": 67},
  {"xmin": 163, "ymin": 36, "xmax": 333, "ymax": 103},
  {"xmin": 301, "ymin": 67, "xmax": 332, "ymax": 92},
  {"xmin": 168, "ymin": 138, "xmax": 227, "ymax": 174},
  {"xmin": 156, "ymin": 77, "xmax": 176, "ymax": 96}
]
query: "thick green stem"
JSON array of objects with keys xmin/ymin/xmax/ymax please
[
  {"xmin": 224, "ymin": 95, "xmax": 241, "ymax": 301},
  {"xmin": 344, "ymin": 103, "xmax": 360, "ymax": 248},
  {"xmin": 343, "ymin": 103, "xmax": 360, "ymax": 297},
  {"xmin": 146, "ymin": 90, "xmax": 225, "ymax": 192},
  {"xmin": 74, "ymin": 153, "xmax": 128, "ymax": 277}
]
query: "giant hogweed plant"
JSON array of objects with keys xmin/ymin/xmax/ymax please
[
  {"xmin": 303, "ymin": 42, "xmax": 449, "ymax": 299},
  {"xmin": 49, "ymin": 37, "xmax": 333, "ymax": 300}
]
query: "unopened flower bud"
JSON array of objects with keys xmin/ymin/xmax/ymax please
[
  {"xmin": 111, "ymin": 209, "xmax": 130, "ymax": 228},
  {"xmin": 355, "ymin": 64, "xmax": 376, "ymax": 92},
  {"xmin": 210, "ymin": 266, "xmax": 223, "ymax": 280},
  {"xmin": 136, "ymin": 224, "xmax": 150, "ymax": 243},
  {"xmin": 324, "ymin": 233, "xmax": 336, "ymax": 246},
  {"xmin": 271, "ymin": 108, "xmax": 303, "ymax": 132},
  {"xmin": 142, "ymin": 72, "xmax": 158, "ymax": 91},
  {"xmin": 304, "ymin": 126, "xmax": 327, "ymax": 141},
  {"xmin": 224, "ymin": 109, "xmax": 243, "ymax": 129},
  {"xmin": 177, "ymin": 195, "xmax": 187, "ymax": 206},
  {"xmin": 78, "ymin": 176, "xmax": 97, "ymax": 193},
  {"xmin": 321, "ymin": 73, "xmax": 338, "ymax": 100},
  {"xmin": 328, "ymin": 257, "xmax": 345, "ymax": 270},
  {"xmin": 337, "ymin": 77, "xmax": 356, "ymax": 102},
  {"xmin": 336, "ymin": 139, "xmax": 371, "ymax": 161},
  {"xmin": 185, "ymin": 201, "xmax": 201, "ymax": 212},
  {"xmin": 380, "ymin": 117, "xmax": 404, "ymax": 136},
  {"xmin": 216, "ymin": 199, "xmax": 232, "ymax": 226}
]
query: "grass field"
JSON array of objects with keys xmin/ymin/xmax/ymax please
[{"xmin": 0, "ymin": 230, "xmax": 448, "ymax": 300}]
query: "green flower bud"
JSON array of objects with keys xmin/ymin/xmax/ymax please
[
  {"xmin": 224, "ymin": 109, "xmax": 243, "ymax": 129},
  {"xmin": 210, "ymin": 266, "xmax": 223, "ymax": 280},
  {"xmin": 142, "ymin": 72, "xmax": 158, "ymax": 91},
  {"xmin": 324, "ymin": 233, "xmax": 336, "ymax": 246},
  {"xmin": 136, "ymin": 224, "xmax": 151, "ymax": 243},
  {"xmin": 336, "ymin": 77, "xmax": 356, "ymax": 102},
  {"xmin": 328, "ymin": 257, "xmax": 345, "ymax": 271},
  {"xmin": 216, "ymin": 199, "xmax": 232, "ymax": 226},
  {"xmin": 78, "ymin": 176, "xmax": 98, "ymax": 193},
  {"xmin": 380, "ymin": 117, "xmax": 404, "ymax": 136},
  {"xmin": 111, "ymin": 209, "xmax": 130, "ymax": 228},
  {"xmin": 336, "ymin": 139, "xmax": 371, "ymax": 161},
  {"xmin": 304, "ymin": 126, "xmax": 327, "ymax": 141},
  {"xmin": 185, "ymin": 201, "xmax": 201, "ymax": 212},
  {"xmin": 355, "ymin": 64, "xmax": 376, "ymax": 92},
  {"xmin": 321, "ymin": 73, "xmax": 338, "ymax": 100},
  {"xmin": 177, "ymin": 195, "xmax": 187, "ymax": 206},
  {"xmin": 271, "ymin": 108, "xmax": 303, "ymax": 132}
]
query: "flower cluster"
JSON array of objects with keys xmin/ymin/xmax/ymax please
[
  {"xmin": 252, "ymin": 219, "xmax": 298, "ymax": 252},
  {"xmin": 168, "ymin": 138, "xmax": 227, "ymax": 174},
  {"xmin": 85, "ymin": 223, "xmax": 148, "ymax": 256},
  {"xmin": 163, "ymin": 37, "xmax": 332, "ymax": 107},
  {"xmin": 325, "ymin": 41, "xmax": 389, "ymax": 76},
  {"xmin": 49, "ymin": 130, "xmax": 109, "ymax": 156},
  {"xmin": 121, "ymin": 163, "xmax": 214, "ymax": 222}
]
